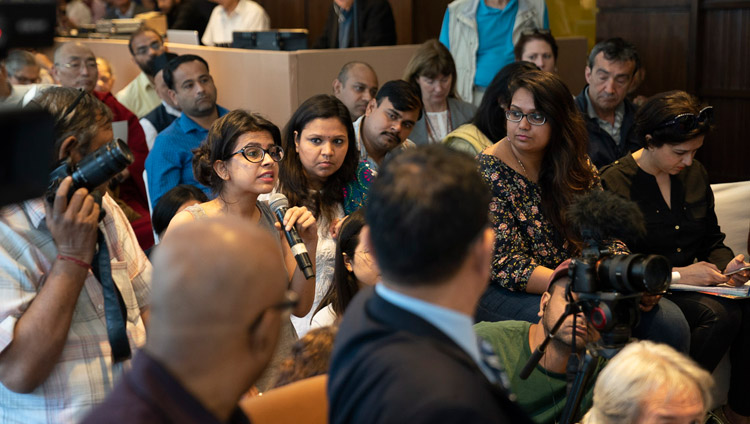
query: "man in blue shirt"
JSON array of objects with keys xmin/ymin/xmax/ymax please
[
  {"xmin": 145, "ymin": 54, "xmax": 228, "ymax": 209},
  {"xmin": 439, "ymin": 0, "xmax": 548, "ymax": 106}
]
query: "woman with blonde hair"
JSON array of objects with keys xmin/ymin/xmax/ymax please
[{"xmin": 402, "ymin": 39, "xmax": 476, "ymax": 145}]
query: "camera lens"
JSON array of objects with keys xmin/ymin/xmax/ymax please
[
  {"xmin": 597, "ymin": 254, "xmax": 671, "ymax": 294},
  {"xmin": 71, "ymin": 139, "xmax": 134, "ymax": 190}
]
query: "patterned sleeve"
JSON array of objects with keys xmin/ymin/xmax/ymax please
[
  {"xmin": 343, "ymin": 161, "xmax": 375, "ymax": 216},
  {"xmin": 480, "ymin": 158, "xmax": 542, "ymax": 292}
]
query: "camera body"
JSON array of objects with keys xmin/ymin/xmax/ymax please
[
  {"xmin": 46, "ymin": 139, "xmax": 133, "ymax": 203},
  {"xmin": 568, "ymin": 236, "xmax": 671, "ymax": 349}
]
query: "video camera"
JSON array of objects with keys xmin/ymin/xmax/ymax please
[{"xmin": 566, "ymin": 190, "xmax": 671, "ymax": 350}]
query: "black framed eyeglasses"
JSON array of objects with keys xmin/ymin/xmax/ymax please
[
  {"xmin": 655, "ymin": 106, "xmax": 714, "ymax": 133},
  {"xmin": 506, "ymin": 109, "xmax": 547, "ymax": 126},
  {"xmin": 521, "ymin": 28, "xmax": 551, "ymax": 36},
  {"xmin": 230, "ymin": 145, "xmax": 284, "ymax": 163}
]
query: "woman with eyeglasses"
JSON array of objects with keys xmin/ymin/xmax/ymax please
[
  {"xmin": 475, "ymin": 71, "xmax": 690, "ymax": 352},
  {"xmin": 165, "ymin": 109, "xmax": 318, "ymax": 391},
  {"xmin": 310, "ymin": 209, "xmax": 380, "ymax": 329},
  {"xmin": 514, "ymin": 29, "xmax": 557, "ymax": 73},
  {"xmin": 601, "ymin": 91, "xmax": 750, "ymax": 423},
  {"xmin": 277, "ymin": 94, "xmax": 371, "ymax": 337}
]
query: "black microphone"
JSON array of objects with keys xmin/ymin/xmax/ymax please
[
  {"xmin": 268, "ymin": 193, "xmax": 315, "ymax": 280},
  {"xmin": 566, "ymin": 190, "xmax": 646, "ymax": 246}
]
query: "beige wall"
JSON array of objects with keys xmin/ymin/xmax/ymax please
[{"xmin": 51, "ymin": 37, "xmax": 587, "ymax": 126}]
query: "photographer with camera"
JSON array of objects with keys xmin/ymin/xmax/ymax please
[
  {"xmin": 0, "ymin": 87, "xmax": 151, "ymax": 422},
  {"xmin": 475, "ymin": 259, "xmax": 606, "ymax": 424},
  {"xmin": 476, "ymin": 70, "xmax": 690, "ymax": 353},
  {"xmin": 601, "ymin": 90, "xmax": 750, "ymax": 424}
]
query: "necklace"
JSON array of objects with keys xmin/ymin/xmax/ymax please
[{"xmin": 506, "ymin": 139, "xmax": 528, "ymax": 176}]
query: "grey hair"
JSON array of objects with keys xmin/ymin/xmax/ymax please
[
  {"xmin": 582, "ymin": 341, "xmax": 714, "ymax": 424},
  {"xmin": 32, "ymin": 86, "xmax": 112, "ymax": 157},
  {"xmin": 587, "ymin": 37, "xmax": 640, "ymax": 74},
  {"xmin": 4, "ymin": 50, "xmax": 38, "ymax": 76}
]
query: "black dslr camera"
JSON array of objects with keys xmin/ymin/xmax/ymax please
[
  {"xmin": 46, "ymin": 139, "xmax": 134, "ymax": 204},
  {"xmin": 567, "ymin": 191, "xmax": 671, "ymax": 350}
]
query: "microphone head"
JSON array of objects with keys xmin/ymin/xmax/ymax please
[
  {"xmin": 268, "ymin": 193, "xmax": 289, "ymax": 213},
  {"xmin": 566, "ymin": 190, "xmax": 646, "ymax": 245}
]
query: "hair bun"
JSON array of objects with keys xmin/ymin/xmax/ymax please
[{"xmin": 192, "ymin": 142, "xmax": 216, "ymax": 188}]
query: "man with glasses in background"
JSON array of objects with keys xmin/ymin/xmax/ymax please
[
  {"xmin": 575, "ymin": 37, "xmax": 642, "ymax": 169},
  {"xmin": 52, "ymin": 41, "xmax": 154, "ymax": 249},
  {"xmin": 83, "ymin": 216, "xmax": 294, "ymax": 423},
  {"xmin": 116, "ymin": 27, "xmax": 168, "ymax": 118}
]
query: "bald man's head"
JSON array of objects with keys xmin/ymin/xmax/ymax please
[
  {"xmin": 147, "ymin": 216, "xmax": 289, "ymax": 385},
  {"xmin": 52, "ymin": 42, "xmax": 98, "ymax": 92}
]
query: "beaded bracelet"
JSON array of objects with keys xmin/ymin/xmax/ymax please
[{"xmin": 57, "ymin": 254, "xmax": 92, "ymax": 271}]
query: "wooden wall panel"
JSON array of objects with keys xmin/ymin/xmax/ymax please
[
  {"xmin": 696, "ymin": 97, "xmax": 750, "ymax": 183},
  {"xmin": 698, "ymin": 8, "xmax": 750, "ymax": 92},
  {"xmin": 596, "ymin": 9, "xmax": 691, "ymax": 96},
  {"xmin": 412, "ymin": 0, "xmax": 452, "ymax": 43}
]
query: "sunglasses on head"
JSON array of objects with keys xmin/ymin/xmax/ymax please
[{"xmin": 655, "ymin": 106, "xmax": 714, "ymax": 134}]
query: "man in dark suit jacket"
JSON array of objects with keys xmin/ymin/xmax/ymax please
[
  {"xmin": 314, "ymin": 0, "xmax": 397, "ymax": 48},
  {"xmin": 328, "ymin": 145, "xmax": 533, "ymax": 424}
]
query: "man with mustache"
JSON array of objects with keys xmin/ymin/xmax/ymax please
[
  {"xmin": 116, "ymin": 27, "xmax": 167, "ymax": 118},
  {"xmin": 353, "ymin": 80, "xmax": 421, "ymax": 171},
  {"xmin": 475, "ymin": 259, "xmax": 605, "ymax": 424},
  {"xmin": 575, "ymin": 38, "xmax": 641, "ymax": 169},
  {"xmin": 145, "ymin": 54, "xmax": 227, "ymax": 209}
]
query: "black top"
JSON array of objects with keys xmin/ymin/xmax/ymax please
[
  {"xmin": 314, "ymin": 0, "xmax": 397, "ymax": 49},
  {"xmin": 143, "ymin": 104, "xmax": 179, "ymax": 134},
  {"xmin": 328, "ymin": 287, "xmax": 533, "ymax": 424},
  {"xmin": 575, "ymin": 87, "xmax": 641, "ymax": 169},
  {"xmin": 167, "ymin": 0, "xmax": 211, "ymax": 41},
  {"xmin": 82, "ymin": 351, "xmax": 251, "ymax": 424},
  {"xmin": 600, "ymin": 154, "xmax": 733, "ymax": 269}
]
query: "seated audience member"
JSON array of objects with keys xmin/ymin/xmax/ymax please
[
  {"xmin": 104, "ymin": 0, "xmax": 150, "ymax": 19},
  {"xmin": 278, "ymin": 95, "xmax": 370, "ymax": 336},
  {"xmin": 95, "ymin": 57, "xmax": 115, "ymax": 94},
  {"xmin": 272, "ymin": 326, "xmax": 337, "ymax": 389},
  {"xmin": 139, "ymin": 52, "xmax": 181, "ymax": 150},
  {"xmin": 329, "ymin": 145, "xmax": 533, "ymax": 424},
  {"xmin": 150, "ymin": 184, "xmax": 208, "ymax": 239},
  {"xmin": 0, "ymin": 87, "xmax": 151, "ymax": 422},
  {"xmin": 145, "ymin": 54, "xmax": 228, "ymax": 208},
  {"xmin": 166, "ymin": 109, "xmax": 317, "ymax": 390},
  {"xmin": 82, "ymin": 216, "xmax": 292, "ymax": 423},
  {"xmin": 52, "ymin": 41, "xmax": 153, "ymax": 249},
  {"xmin": 443, "ymin": 61, "xmax": 537, "ymax": 156},
  {"xmin": 476, "ymin": 70, "xmax": 689, "ymax": 352},
  {"xmin": 353, "ymin": 80, "xmax": 421, "ymax": 171},
  {"xmin": 402, "ymin": 39, "xmax": 476, "ymax": 145},
  {"xmin": 575, "ymin": 38, "xmax": 642, "ymax": 169},
  {"xmin": 311, "ymin": 209, "xmax": 380, "ymax": 329},
  {"xmin": 439, "ymin": 0, "xmax": 548, "ymax": 106},
  {"xmin": 314, "ymin": 0, "xmax": 396, "ymax": 49},
  {"xmin": 476, "ymin": 259, "xmax": 604, "ymax": 423},
  {"xmin": 116, "ymin": 27, "xmax": 167, "ymax": 118},
  {"xmin": 65, "ymin": 0, "xmax": 93, "ymax": 26},
  {"xmin": 582, "ymin": 341, "xmax": 714, "ymax": 424},
  {"xmin": 333, "ymin": 61, "xmax": 379, "ymax": 121},
  {"xmin": 4, "ymin": 50, "xmax": 41, "ymax": 85},
  {"xmin": 201, "ymin": 0, "xmax": 269, "ymax": 46},
  {"xmin": 158, "ymin": 0, "xmax": 210, "ymax": 40},
  {"xmin": 0, "ymin": 62, "xmax": 44, "ymax": 107},
  {"xmin": 514, "ymin": 29, "xmax": 557, "ymax": 73},
  {"xmin": 600, "ymin": 90, "xmax": 750, "ymax": 424}
]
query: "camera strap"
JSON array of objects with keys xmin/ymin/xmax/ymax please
[{"xmin": 92, "ymin": 228, "xmax": 132, "ymax": 363}]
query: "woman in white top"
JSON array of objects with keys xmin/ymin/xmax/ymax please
[
  {"xmin": 165, "ymin": 110, "xmax": 317, "ymax": 390},
  {"xmin": 402, "ymin": 39, "xmax": 477, "ymax": 146},
  {"xmin": 311, "ymin": 209, "xmax": 380, "ymax": 328},
  {"xmin": 278, "ymin": 94, "xmax": 362, "ymax": 336}
]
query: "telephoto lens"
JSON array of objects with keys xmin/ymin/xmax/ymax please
[
  {"xmin": 70, "ymin": 139, "xmax": 133, "ymax": 190},
  {"xmin": 597, "ymin": 254, "xmax": 671, "ymax": 294}
]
